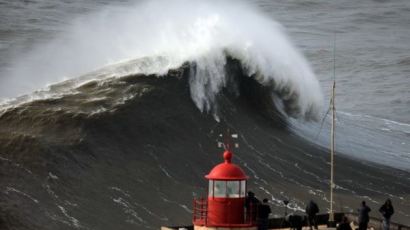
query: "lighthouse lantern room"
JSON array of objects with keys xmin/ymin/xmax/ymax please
[{"xmin": 193, "ymin": 150, "xmax": 257, "ymax": 230}]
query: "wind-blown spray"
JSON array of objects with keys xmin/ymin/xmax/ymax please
[{"xmin": 1, "ymin": 0, "xmax": 323, "ymax": 120}]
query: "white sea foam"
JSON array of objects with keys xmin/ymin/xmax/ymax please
[
  {"xmin": 133, "ymin": 201, "xmax": 169, "ymax": 221},
  {"xmin": 159, "ymin": 195, "xmax": 192, "ymax": 214},
  {"xmin": 113, "ymin": 197, "xmax": 146, "ymax": 223},
  {"xmin": 48, "ymin": 172, "xmax": 59, "ymax": 180},
  {"xmin": 0, "ymin": 0, "xmax": 323, "ymax": 119},
  {"xmin": 109, "ymin": 186, "xmax": 131, "ymax": 197},
  {"xmin": 4, "ymin": 187, "xmax": 39, "ymax": 204},
  {"xmin": 57, "ymin": 205, "xmax": 81, "ymax": 228},
  {"xmin": 159, "ymin": 165, "xmax": 172, "ymax": 179}
]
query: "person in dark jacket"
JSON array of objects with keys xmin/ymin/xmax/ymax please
[
  {"xmin": 245, "ymin": 191, "xmax": 260, "ymax": 223},
  {"xmin": 286, "ymin": 214, "xmax": 303, "ymax": 230},
  {"xmin": 358, "ymin": 201, "xmax": 371, "ymax": 230},
  {"xmin": 305, "ymin": 200, "xmax": 319, "ymax": 230},
  {"xmin": 257, "ymin": 198, "xmax": 271, "ymax": 230},
  {"xmin": 379, "ymin": 199, "xmax": 394, "ymax": 230},
  {"xmin": 337, "ymin": 216, "xmax": 352, "ymax": 230}
]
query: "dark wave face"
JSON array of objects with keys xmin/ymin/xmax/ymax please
[{"xmin": 1, "ymin": 60, "xmax": 409, "ymax": 229}]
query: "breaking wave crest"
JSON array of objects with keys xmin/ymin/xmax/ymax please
[{"xmin": 0, "ymin": 0, "xmax": 323, "ymax": 120}]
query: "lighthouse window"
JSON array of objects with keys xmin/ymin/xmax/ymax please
[
  {"xmin": 226, "ymin": 181, "xmax": 240, "ymax": 198},
  {"xmin": 240, "ymin": 180, "xmax": 246, "ymax": 197},
  {"xmin": 208, "ymin": 180, "xmax": 213, "ymax": 196},
  {"xmin": 213, "ymin": 181, "xmax": 226, "ymax": 197}
]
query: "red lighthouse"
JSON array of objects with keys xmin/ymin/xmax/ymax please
[{"xmin": 193, "ymin": 150, "xmax": 257, "ymax": 230}]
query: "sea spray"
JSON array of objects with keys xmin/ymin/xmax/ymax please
[{"xmin": 0, "ymin": 0, "xmax": 323, "ymax": 119}]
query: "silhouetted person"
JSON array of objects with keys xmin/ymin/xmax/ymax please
[
  {"xmin": 286, "ymin": 214, "xmax": 303, "ymax": 230},
  {"xmin": 305, "ymin": 200, "xmax": 319, "ymax": 230},
  {"xmin": 358, "ymin": 201, "xmax": 371, "ymax": 230},
  {"xmin": 337, "ymin": 216, "xmax": 352, "ymax": 230},
  {"xmin": 379, "ymin": 199, "xmax": 394, "ymax": 230},
  {"xmin": 245, "ymin": 191, "xmax": 260, "ymax": 223},
  {"xmin": 257, "ymin": 198, "xmax": 271, "ymax": 230}
]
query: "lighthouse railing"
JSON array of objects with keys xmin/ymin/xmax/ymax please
[
  {"xmin": 193, "ymin": 197, "xmax": 258, "ymax": 227},
  {"xmin": 192, "ymin": 197, "xmax": 207, "ymax": 225}
]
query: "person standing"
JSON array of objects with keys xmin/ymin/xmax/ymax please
[
  {"xmin": 379, "ymin": 199, "xmax": 394, "ymax": 230},
  {"xmin": 305, "ymin": 200, "xmax": 319, "ymax": 230},
  {"xmin": 257, "ymin": 198, "xmax": 271, "ymax": 230},
  {"xmin": 358, "ymin": 201, "xmax": 371, "ymax": 230},
  {"xmin": 286, "ymin": 214, "xmax": 303, "ymax": 230},
  {"xmin": 245, "ymin": 191, "xmax": 260, "ymax": 223}
]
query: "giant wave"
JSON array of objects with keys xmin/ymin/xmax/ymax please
[{"xmin": 0, "ymin": 0, "xmax": 322, "ymax": 120}]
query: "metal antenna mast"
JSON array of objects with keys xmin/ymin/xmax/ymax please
[{"xmin": 329, "ymin": 33, "xmax": 337, "ymax": 225}]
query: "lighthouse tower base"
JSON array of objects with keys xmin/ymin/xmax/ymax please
[{"xmin": 194, "ymin": 226, "xmax": 257, "ymax": 230}]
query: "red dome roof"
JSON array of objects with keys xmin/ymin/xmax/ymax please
[{"xmin": 205, "ymin": 151, "xmax": 248, "ymax": 180}]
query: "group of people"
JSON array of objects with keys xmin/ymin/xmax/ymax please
[
  {"xmin": 306, "ymin": 199, "xmax": 395, "ymax": 230},
  {"xmin": 245, "ymin": 191, "xmax": 272, "ymax": 230},
  {"xmin": 307, "ymin": 199, "xmax": 395, "ymax": 230},
  {"xmin": 357, "ymin": 199, "xmax": 395, "ymax": 230},
  {"xmin": 245, "ymin": 191, "xmax": 395, "ymax": 230}
]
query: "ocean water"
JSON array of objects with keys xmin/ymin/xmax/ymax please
[
  {"xmin": 265, "ymin": 0, "xmax": 410, "ymax": 170},
  {"xmin": 1, "ymin": 0, "xmax": 409, "ymax": 170},
  {"xmin": 0, "ymin": 0, "xmax": 409, "ymax": 229}
]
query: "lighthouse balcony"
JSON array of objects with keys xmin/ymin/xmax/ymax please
[{"xmin": 192, "ymin": 197, "xmax": 257, "ymax": 228}]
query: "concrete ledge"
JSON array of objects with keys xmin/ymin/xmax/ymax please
[
  {"xmin": 161, "ymin": 212, "xmax": 410, "ymax": 230},
  {"xmin": 194, "ymin": 226, "xmax": 257, "ymax": 230}
]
